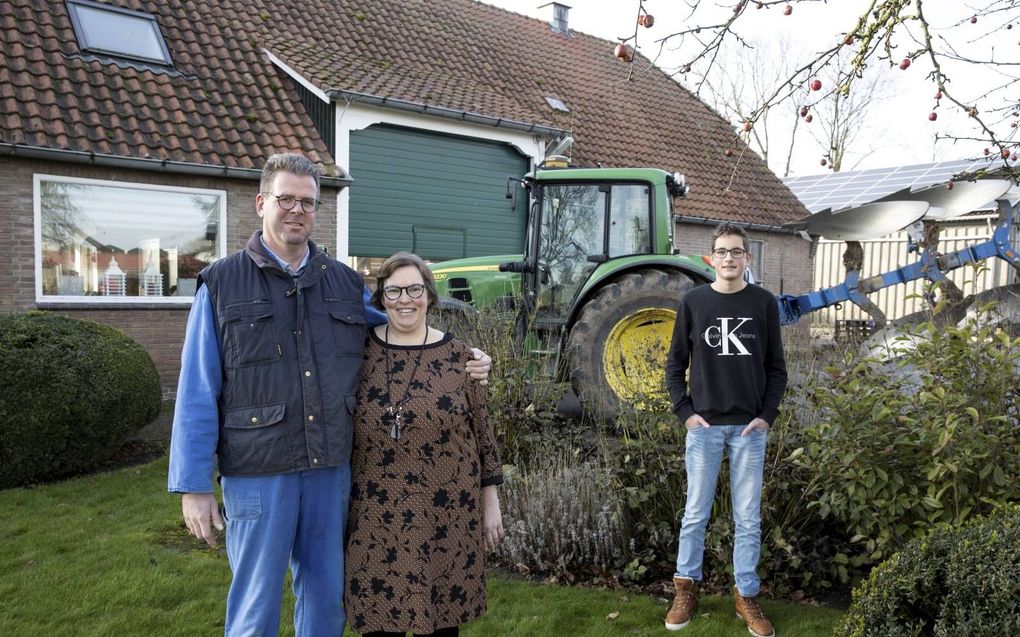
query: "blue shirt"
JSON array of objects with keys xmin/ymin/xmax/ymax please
[{"xmin": 167, "ymin": 244, "xmax": 386, "ymax": 493}]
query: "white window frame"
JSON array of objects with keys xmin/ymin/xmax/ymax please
[
  {"xmin": 748, "ymin": 238, "xmax": 765, "ymax": 283},
  {"xmin": 33, "ymin": 174, "xmax": 227, "ymax": 305}
]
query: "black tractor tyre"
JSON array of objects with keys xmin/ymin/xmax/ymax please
[
  {"xmin": 566, "ymin": 269, "xmax": 697, "ymax": 420},
  {"xmin": 431, "ymin": 296, "xmax": 480, "ymax": 340}
]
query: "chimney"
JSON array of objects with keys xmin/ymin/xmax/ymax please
[{"xmin": 538, "ymin": 2, "xmax": 571, "ymax": 34}]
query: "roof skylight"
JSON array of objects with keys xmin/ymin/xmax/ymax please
[
  {"xmin": 67, "ymin": 0, "xmax": 172, "ymax": 66},
  {"xmin": 544, "ymin": 96, "xmax": 569, "ymax": 112}
]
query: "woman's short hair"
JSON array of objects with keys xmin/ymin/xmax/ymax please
[{"xmin": 370, "ymin": 251, "xmax": 438, "ymax": 311}]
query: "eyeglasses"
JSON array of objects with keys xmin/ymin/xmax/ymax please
[
  {"xmin": 711, "ymin": 248, "xmax": 747, "ymax": 259},
  {"xmin": 382, "ymin": 283, "xmax": 427, "ymax": 301},
  {"xmin": 263, "ymin": 193, "xmax": 320, "ymax": 214}
]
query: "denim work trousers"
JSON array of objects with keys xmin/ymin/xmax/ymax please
[
  {"xmin": 221, "ymin": 464, "xmax": 351, "ymax": 637},
  {"xmin": 674, "ymin": 424, "xmax": 767, "ymax": 597}
]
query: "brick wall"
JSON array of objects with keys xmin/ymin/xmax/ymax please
[{"xmin": 0, "ymin": 156, "xmax": 341, "ymax": 395}]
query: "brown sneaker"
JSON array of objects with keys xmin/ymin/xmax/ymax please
[
  {"xmin": 733, "ymin": 586, "xmax": 775, "ymax": 637},
  {"xmin": 664, "ymin": 576, "xmax": 698, "ymax": 631}
]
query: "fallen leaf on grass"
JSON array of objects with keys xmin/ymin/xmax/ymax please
[{"xmin": 606, "ymin": 611, "xmax": 620, "ymax": 620}]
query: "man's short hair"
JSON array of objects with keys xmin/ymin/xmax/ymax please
[
  {"xmin": 711, "ymin": 222, "xmax": 750, "ymax": 252},
  {"xmin": 260, "ymin": 153, "xmax": 322, "ymax": 196},
  {"xmin": 370, "ymin": 251, "xmax": 438, "ymax": 311}
]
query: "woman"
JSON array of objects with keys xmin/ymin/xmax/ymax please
[{"xmin": 345, "ymin": 252, "xmax": 504, "ymax": 637}]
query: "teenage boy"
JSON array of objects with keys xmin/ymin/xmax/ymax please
[{"xmin": 663, "ymin": 223, "xmax": 788, "ymax": 637}]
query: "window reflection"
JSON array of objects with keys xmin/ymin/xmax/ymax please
[
  {"xmin": 536, "ymin": 184, "xmax": 605, "ymax": 318},
  {"xmin": 38, "ymin": 179, "xmax": 223, "ymax": 300},
  {"xmin": 608, "ymin": 185, "xmax": 651, "ymax": 257}
]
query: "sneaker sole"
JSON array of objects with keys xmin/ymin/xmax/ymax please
[
  {"xmin": 664, "ymin": 619, "xmax": 690, "ymax": 631},
  {"xmin": 735, "ymin": 613, "xmax": 775, "ymax": 637}
]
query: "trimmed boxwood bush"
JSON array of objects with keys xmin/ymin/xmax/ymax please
[
  {"xmin": 837, "ymin": 504, "xmax": 1020, "ymax": 636},
  {"xmin": 0, "ymin": 312, "xmax": 161, "ymax": 488}
]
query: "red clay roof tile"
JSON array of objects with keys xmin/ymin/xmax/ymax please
[{"xmin": 0, "ymin": 0, "xmax": 803, "ymax": 222}]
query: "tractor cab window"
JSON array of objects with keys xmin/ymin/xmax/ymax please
[
  {"xmin": 534, "ymin": 183, "xmax": 606, "ymax": 319},
  {"xmin": 608, "ymin": 185, "xmax": 651, "ymax": 257}
]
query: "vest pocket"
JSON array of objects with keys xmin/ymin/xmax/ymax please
[
  {"xmin": 222, "ymin": 402, "xmax": 289, "ymax": 473},
  {"xmin": 223, "ymin": 305, "xmax": 282, "ymax": 367},
  {"xmin": 328, "ymin": 303, "xmax": 367, "ymax": 356},
  {"xmin": 224, "ymin": 401, "xmax": 286, "ymax": 430}
]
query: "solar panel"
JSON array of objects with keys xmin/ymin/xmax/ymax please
[{"xmin": 783, "ymin": 158, "xmax": 998, "ymax": 213}]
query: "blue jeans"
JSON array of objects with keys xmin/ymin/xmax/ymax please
[
  {"xmin": 674, "ymin": 424, "xmax": 767, "ymax": 597},
  {"xmin": 221, "ymin": 464, "xmax": 351, "ymax": 637}
]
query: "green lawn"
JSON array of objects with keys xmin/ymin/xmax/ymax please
[{"xmin": 0, "ymin": 456, "xmax": 844, "ymax": 636}]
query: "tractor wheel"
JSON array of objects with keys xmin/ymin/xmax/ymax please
[
  {"xmin": 566, "ymin": 269, "xmax": 697, "ymax": 419},
  {"xmin": 431, "ymin": 296, "xmax": 480, "ymax": 341}
]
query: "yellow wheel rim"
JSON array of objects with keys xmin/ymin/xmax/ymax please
[{"xmin": 602, "ymin": 307, "xmax": 676, "ymax": 409}]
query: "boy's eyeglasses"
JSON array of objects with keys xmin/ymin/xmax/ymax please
[
  {"xmin": 263, "ymin": 193, "xmax": 320, "ymax": 214},
  {"xmin": 711, "ymin": 248, "xmax": 747, "ymax": 259},
  {"xmin": 382, "ymin": 284, "xmax": 427, "ymax": 300}
]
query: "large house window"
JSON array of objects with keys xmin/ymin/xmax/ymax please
[
  {"xmin": 67, "ymin": 0, "xmax": 173, "ymax": 66},
  {"xmin": 35, "ymin": 175, "xmax": 225, "ymax": 304}
]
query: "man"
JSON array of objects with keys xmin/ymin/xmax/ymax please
[
  {"xmin": 663, "ymin": 223, "xmax": 788, "ymax": 637},
  {"xmin": 168, "ymin": 153, "xmax": 490, "ymax": 637}
]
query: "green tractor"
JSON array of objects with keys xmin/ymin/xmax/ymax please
[{"xmin": 432, "ymin": 160, "xmax": 715, "ymax": 417}]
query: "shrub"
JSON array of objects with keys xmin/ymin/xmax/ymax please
[
  {"xmin": 493, "ymin": 454, "xmax": 627, "ymax": 580},
  {"xmin": 795, "ymin": 317, "xmax": 1020, "ymax": 580},
  {"xmin": 837, "ymin": 505, "xmax": 1020, "ymax": 637},
  {"xmin": 0, "ymin": 312, "xmax": 161, "ymax": 487},
  {"xmin": 465, "ymin": 303, "xmax": 1020, "ymax": 596}
]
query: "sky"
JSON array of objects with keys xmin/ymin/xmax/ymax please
[{"xmin": 477, "ymin": 0, "xmax": 1018, "ymax": 177}]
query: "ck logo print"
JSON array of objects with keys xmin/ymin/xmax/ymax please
[{"xmin": 702, "ymin": 317, "xmax": 753, "ymax": 356}]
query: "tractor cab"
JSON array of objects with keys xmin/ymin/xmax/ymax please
[
  {"xmin": 432, "ymin": 159, "xmax": 712, "ymax": 417},
  {"xmin": 505, "ymin": 166, "xmax": 689, "ymax": 325}
]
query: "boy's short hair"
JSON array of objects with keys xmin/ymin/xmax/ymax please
[{"xmin": 711, "ymin": 222, "xmax": 750, "ymax": 252}]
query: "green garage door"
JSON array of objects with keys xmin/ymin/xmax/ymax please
[{"xmin": 349, "ymin": 125, "xmax": 529, "ymax": 260}]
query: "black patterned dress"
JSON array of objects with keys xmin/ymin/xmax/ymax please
[{"xmin": 345, "ymin": 330, "xmax": 503, "ymax": 634}]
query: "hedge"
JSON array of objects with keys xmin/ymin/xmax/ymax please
[
  {"xmin": 0, "ymin": 312, "xmax": 161, "ymax": 487},
  {"xmin": 837, "ymin": 505, "xmax": 1020, "ymax": 636}
]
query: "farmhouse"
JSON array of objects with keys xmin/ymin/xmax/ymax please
[{"xmin": 0, "ymin": 0, "xmax": 809, "ymax": 393}]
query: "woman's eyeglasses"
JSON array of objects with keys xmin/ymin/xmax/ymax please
[{"xmin": 382, "ymin": 284, "xmax": 427, "ymax": 300}]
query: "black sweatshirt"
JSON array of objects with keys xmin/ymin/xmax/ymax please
[{"xmin": 665, "ymin": 283, "xmax": 788, "ymax": 425}]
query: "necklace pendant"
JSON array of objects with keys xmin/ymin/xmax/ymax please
[{"xmin": 390, "ymin": 420, "xmax": 401, "ymax": 440}]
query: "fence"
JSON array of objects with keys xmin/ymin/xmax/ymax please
[{"xmin": 810, "ymin": 208, "xmax": 1020, "ymax": 327}]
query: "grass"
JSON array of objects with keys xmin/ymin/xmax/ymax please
[{"xmin": 0, "ymin": 455, "xmax": 844, "ymax": 636}]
